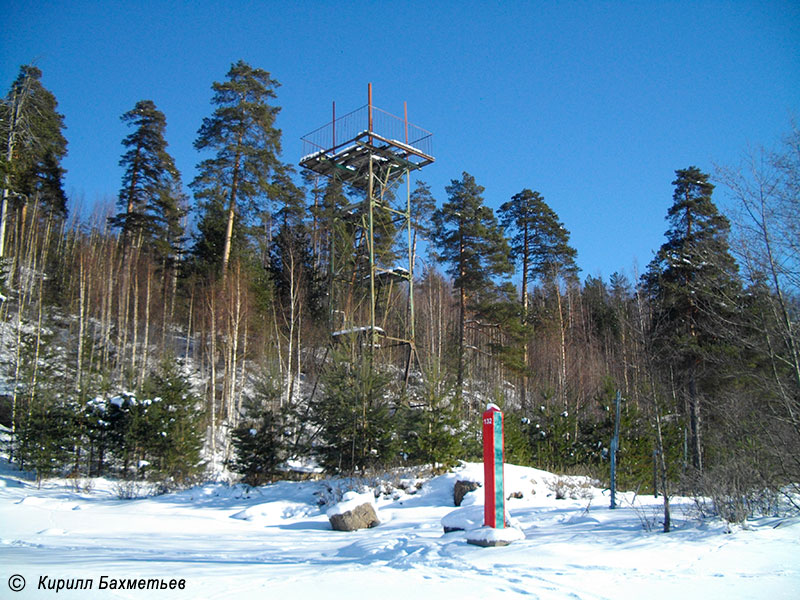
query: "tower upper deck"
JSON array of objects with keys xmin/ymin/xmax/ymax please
[{"xmin": 299, "ymin": 93, "xmax": 434, "ymax": 190}]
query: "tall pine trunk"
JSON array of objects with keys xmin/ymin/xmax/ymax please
[{"xmin": 221, "ymin": 135, "xmax": 243, "ymax": 279}]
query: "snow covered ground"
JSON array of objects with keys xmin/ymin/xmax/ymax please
[{"xmin": 1, "ymin": 458, "xmax": 798, "ymax": 599}]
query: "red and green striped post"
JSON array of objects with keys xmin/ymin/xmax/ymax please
[{"xmin": 482, "ymin": 404, "xmax": 505, "ymax": 529}]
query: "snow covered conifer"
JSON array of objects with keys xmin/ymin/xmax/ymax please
[
  {"xmin": 136, "ymin": 361, "xmax": 205, "ymax": 487},
  {"xmin": 230, "ymin": 380, "xmax": 285, "ymax": 486},
  {"xmin": 311, "ymin": 351, "xmax": 396, "ymax": 473}
]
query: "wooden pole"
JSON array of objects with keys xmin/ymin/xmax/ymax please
[{"xmin": 610, "ymin": 390, "xmax": 622, "ymax": 509}]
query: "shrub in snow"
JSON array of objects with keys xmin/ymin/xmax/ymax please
[
  {"xmin": 113, "ymin": 479, "xmax": 146, "ymax": 500},
  {"xmin": 548, "ymin": 476, "xmax": 594, "ymax": 500},
  {"xmin": 693, "ymin": 461, "xmax": 789, "ymax": 524}
]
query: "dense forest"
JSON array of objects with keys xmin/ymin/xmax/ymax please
[{"xmin": 1, "ymin": 61, "xmax": 798, "ymax": 525}]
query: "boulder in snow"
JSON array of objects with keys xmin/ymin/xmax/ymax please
[
  {"xmin": 454, "ymin": 480, "xmax": 481, "ymax": 506},
  {"xmin": 326, "ymin": 491, "xmax": 380, "ymax": 531}
]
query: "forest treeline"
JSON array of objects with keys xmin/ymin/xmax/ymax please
[{"xmin": 1, "ymin": 62, "xmax": 798, "ymax": 525}]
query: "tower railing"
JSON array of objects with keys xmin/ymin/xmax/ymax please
[{"xmin": 300, "ymin": 104, "xmax": 433, "ymax": 164}]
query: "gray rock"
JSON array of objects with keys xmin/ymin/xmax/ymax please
[
  {"xmin": 466, "ymin": 537, "xmax": 511, "ymax": 547},
  {"xmin": 328, "ymin": 502, "xmax": 380, "ymax": 531},
  {"xmin": 454, "ymin": 480, "xmax": 481, "ymax": 506}
]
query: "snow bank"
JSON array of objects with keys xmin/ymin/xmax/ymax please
[
  {"xmin": 441, "ymin": 504, "xmax": 520, "ymax": 532},
  {"xmin": 326, "ymin": 490, "xmax": 377, "ymax": 519}
]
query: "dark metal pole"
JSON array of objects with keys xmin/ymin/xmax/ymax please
[{"xmin": 368, "ymin": 83, "xmax": 373, "ymax": 138}]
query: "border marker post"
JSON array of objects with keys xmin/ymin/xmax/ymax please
[{"xmin": 482, "ymin": 403, "xmax": 505, "ymax": 528}]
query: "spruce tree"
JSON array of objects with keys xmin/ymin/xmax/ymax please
[
  {"xmin": 11, "ymin": 327, "xmax": 78, "ymax": 481},
  {"xmin": 643, "ymin": 166, "xmax": 741, "ymax": 473},
  {"xmin": 191, "ymin": 60, "xmax": 284, "ymax": 277},
  {"xmin": 229, "ymin": 379, "xmax": 285, "ymax": 486},
  {"xmin": 311, "ymin": 351, "xmax": 396, "ymax": 473},
  {"xmin": 432, "ymin": 172, "xmax": 512, "ymax": 404},
  {"xmin": 400, "ymin": 363, "xmax": 463, "ymax": 467},
  {"xmin": 111, "ymin": 99, "xmax": 182, "ymax": 248},
  {"xmin": 140, "ymin": 362, "xmax": 205, "ymax": 487},
  {"xmin": 0, "ymin": 65, "xmax": 68, "ymax": 261}
]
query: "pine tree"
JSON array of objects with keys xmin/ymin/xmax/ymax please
[
  {"xmin": 191, "ymin": 60, "xmax": 284, "ymax": 278},
  {"xmin": 409, "ymin": 179, "xmax": 436, "ymax": 268},
  {"xmin": 432, "ymin": 172, "xmax": 512, "ymax": 404},
  {"xmin": 499, "ymin": 189, "xmax": 578, "ymax": 407},
  {"xmin": 643, "ymin": 166, "xmax": 741, "ymax": 473},
  {"xmin": 499, "ymin": 189, "xmax": 541, "ymax": 317}
]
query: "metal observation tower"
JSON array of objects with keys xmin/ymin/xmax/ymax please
[{"xmin": 300, "ymin": 84, "xmax": 434, "ymax": 376}]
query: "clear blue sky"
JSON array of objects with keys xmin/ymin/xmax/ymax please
[{"xmin": 3, "ymin": 0, "xmax": 798, "ymax": 280}]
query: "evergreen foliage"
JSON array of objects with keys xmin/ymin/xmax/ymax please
[
  {"xmin": 2, "ymin": 60, "xmax": 798, "ymax": 523},
  {"xmin": 409, "ymin": 180, "xmax": 437, "ymax": 246},
  {"xmin": 500, "ymin": 189, "xmax": 578, "ymax": 288},
  {"xmin": 643, "ymin": 166, "xmax": 742, "ymax": 473},
  {"xmin": 311, "ymin": 352, "xmax": 397, "ymax": 473},
  {"xmin": 111, "ymin": 100, "xmax": 183, "ymax": 250},
  {"xmin": 498, "ymin": 189, "xmax": 579, "ymax": 408},
  {"xmin": 399, "ymin": 364, "xmax": 463, "ymax": 467},
  {"xmin": 191, "ymin": 60, "xmax": 285, "ymax": 276},
  {"xmin": 138, "ymin": 361, "xmax": 205, "ymax": 486},
  {"xmin": 229, "ymin": 379, "xmax": 285, "ymax": 486},
  {"xmin": 432, "ymin": 172, "xmax": 512, "ymax": 400},
  {"xmin": 433, "ymin": 172, "xmax": 512, "ymax": 303},
  {"xmin": 15, "ymin": 397, "xmax": 78, "ymax": 483},
  {"xmin": 9, "ymin": 326, "xmax": 76, "ymax": 483},
  {"xmin": 1, "ymin": 65, "xmax": 69, "ymax": 219}
]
